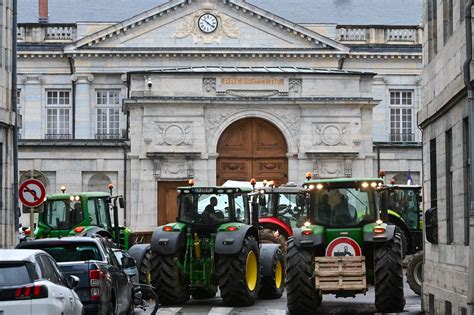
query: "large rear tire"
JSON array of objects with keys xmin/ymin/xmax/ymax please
[
  {"xmin": 259, "ymin": 246, "xmax": 285, "ymax": 299},
  {"xmin": 286, "ymin": 237, "xmax": 321, "ymax": 314},
  {"xmin": 150, "ymin": 252, "xmax": 189, "ymax": 305},
  {"xmin": 260, "ymin": 228, "xmax": 288, "ymax": 256},
  {"xmin": 218, "ymin": 235, "xmax": 260, "ymax": 306},
  {"xmin": 407, "ymin": 251, "xmax": 423, "ymax": 295},
  {"xmin": 374, "ymin": 231, "xmax": 406, "ymax": 313}
]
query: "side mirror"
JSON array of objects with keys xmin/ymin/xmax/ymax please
[
  {"xmin": 121, "ymin": 256, "xmax": 136, "ymax": 269},
  {"xmin": 118, "ymin": 197, "xmax": 125, "ymax": 209},
  {"xmin": 68, "ymin": 275, "xmax": 80, "ymax": 290}
]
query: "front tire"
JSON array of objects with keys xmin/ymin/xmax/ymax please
[
  {"xmin": 259, "ymin": 246, "xmax": 285, "ymax": 299},
  {"xmin": 374, "ymin": 231, "xmax": 406, "ymax": 313},
  {"xmin": 286, "ymin": 237, "xmax": 321, "ymax": 314},
  {"xmin": 150, "ymin": 252, "xmax": 189, "ymax": 305},
  {"xmin": 260, "ymin": 228, "xmax": 288, "ymax": 256},
  {"xmin": 407, "ymin": 251, "xmax": 423, "ymax": 295},
  {"xmin": 138, "ymin": 247, "xmax": 152, "ymax": 299},
  {"xmin": 218, "ymin": 235, "xmax": 260, "ymax": 306}
]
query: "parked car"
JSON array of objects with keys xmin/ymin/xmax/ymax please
[
  {"xmin": 17, "ymin": 236, "xmax": 134, "ymax": 315},
  {"xmin": 0, "ymin": 249, "xmax": 83, "ymax": 315}
]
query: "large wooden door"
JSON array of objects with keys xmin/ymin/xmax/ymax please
[
  {"xmin": 217, "ymin": 118, "xmax": 288, "ymax": 185},
  {"xmin": 157, "ymin": 181, "xmax": 187, "ymax": 226}
]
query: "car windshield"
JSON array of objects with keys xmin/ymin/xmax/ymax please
[
  {"xmin": 21, "ymin": 242, "xmax": 102, "ymax": 262},
  {"xmin": 0, "ymin": 263, "xmax": 32, "ymax": 286},
  {"xmin": 44, "ymin": 199, "xmax": 83, "ymax": 230},
  {"xmin": 87, "ymin": 197, "xmax": 111, "ymax": 230},
  {"xmin": 178, "ymin": 191, "xmax": 248, "ymax": 225},
  {"xmin": 258, "ymin": 193, "xmax": 309, "ymax": 228},
  {"xmin": 311, "ymin": 187, "xmax": 376, "ymax": 227}
]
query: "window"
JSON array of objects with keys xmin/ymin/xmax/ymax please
[
  {"xmin": 37, "ymin": 255, "xmax": 61, "ymax": 285},
  {"xmin": 390, "ymin": 90, "xmax": 414, "ymax": 141},
  {"xmin": 445, "ymin": 129, "xmax": 453, "ymax": 244},
  {"xmin": 443, "ymin": 0, "xmax": 454, "ymax": 44},
  {"xmin": 96, "ymin": 90, "xmax": 121, "ymax": 139},
  {"xmin": 430, "ymin": 138, "xmax": 438, "ymax": 209},
  {"xmin": 428, "ymin": 0, "xmax": 438, "ymax": 61},
  {"xmin": 16, "ymin": 90, "xmax": 22, "ymax": 139},
  {"xmin": 46, "ymin": 90, "xmax": 71, "ymax": 139},
  {"xmin": 463, "ymin": 118, "xmax": 470, "ymax": 245}
]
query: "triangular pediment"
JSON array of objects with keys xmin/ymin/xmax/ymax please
[{"xmin": 65, "ymin": 0, "xmax": 349, "ymax": 53}]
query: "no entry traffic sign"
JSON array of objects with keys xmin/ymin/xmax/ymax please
[
  {"xmin": 19, "ymin": 179, "xmax": 46, "ymax": 208},
  {"xmin": 326, "ymin": 237, "xmax": 362, "ymax": 257}
]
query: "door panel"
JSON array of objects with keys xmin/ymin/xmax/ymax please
[
  {"xmin": 157, "ymin": 181, "xmax": 188, "ymax": 226},
  {"xmin": 217, "ymin": 118, "xmax": 288, "ymax": 185}
]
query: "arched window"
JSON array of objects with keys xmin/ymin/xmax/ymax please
[{"xmin": 87, "ymin": 173, "xmax": 111, "ymax": 192}]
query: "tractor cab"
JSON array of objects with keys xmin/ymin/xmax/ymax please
[
  {"xmin": 254, "ymin": 184, "xmax": 309, "ymax": 230},
  {"xmin": 36, "ymin": 190, "xmax": 131, "ymax": 249},
  {"xmin": 177, "ymin": 186, "xmax": 254, "ymax": 227}
]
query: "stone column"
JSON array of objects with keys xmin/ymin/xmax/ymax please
[
  {"xmin": 73, "ymin": 74, "xmax": 94, "ymax": 139},
  {"xmin": 21, "ymin": 76, "xmax": 43, "ymax": 139}
]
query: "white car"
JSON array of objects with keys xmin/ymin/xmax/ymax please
[{"xmin": 0, "ymin": 249, "xmax": 83, "ymax": 315}]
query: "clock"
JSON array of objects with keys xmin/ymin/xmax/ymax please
[{"xmin": 198, "ymin": 13, "xmax": 218, "ymax": 33}]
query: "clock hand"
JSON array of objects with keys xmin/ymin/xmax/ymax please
[{"xmin": 205, "ymin": 20, "xmax": 214, "ymax": 28}]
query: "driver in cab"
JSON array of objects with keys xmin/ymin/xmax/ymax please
[{"xmin": 201, "ymin": 196, "xmax": 223, "ymax": 223}]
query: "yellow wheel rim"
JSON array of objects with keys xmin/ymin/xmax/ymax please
[
  {"xmin": 147, "ymin": 271, "xmax": 151, "ymax": 284},
  {"xmin": 246, "ymin": 251, "xmax": 258, "ymax": 291},
  {"xmin": 275, "ymin": 260, "xmax": 283, "ymax": 289}
]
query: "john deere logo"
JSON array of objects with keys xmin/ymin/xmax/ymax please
[{"xmin": 326, "ymin": 237, "xmax": 362, "ymax": 257}]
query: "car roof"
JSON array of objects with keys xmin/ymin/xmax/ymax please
[
  {"xmin": 0, "ymin": 249, "xmax": 45, "ymax": 263},
  {"xmin": 16, "ymin": 236, "xmax": 102, "ymax": 248}
]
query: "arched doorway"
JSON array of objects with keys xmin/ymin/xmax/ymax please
[{"xmin": 217, "ymin": 118, "xmax": 288, "ymax": 185}]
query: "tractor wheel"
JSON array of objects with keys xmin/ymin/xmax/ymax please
[
  {"xmin": 259, "ymin": 228, "xmax": 288, "ymax": 256},
  {"xmin": 218, "ymin": 235, "xmax": 260, "ymax": 306},
  {"xmin": 150, "ymin": 252, "xmax": 189, "ymax": 305},
  {"xmin": 138, "ymin": 247, "xmax": 152, "ymax": 299},
  {"xmin": 259, "ymin": 246, "xmax": 285, "ymax": 299},
  {"xmin": 407, "ymin": 251, "xmax": 423, "ymax": 295},
  {"xmin": 286, "ymin": 237, "xmax": 321, "ymax": 314},
  {"xmin": 191, "ymin": 286, "xmax": 217, "ymax": 299},
  {"xmin": 374, "ymin": 230, "xmax": 406, "ymax": 313}
]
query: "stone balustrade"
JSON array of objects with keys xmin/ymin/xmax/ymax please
[
  {"xmin": 337, "ymin": 25, "xmax": 421, "ymax": 44},
  {"xmin": 338, "ymin": 27, "xmax": 368, "ymax": 41},
  {"xmin": 17, "ymin": 24, "xmax": 76, "ymax": 43}
]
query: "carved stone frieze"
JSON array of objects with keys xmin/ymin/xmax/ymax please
[
  {"xmin": 156, "ymin": 123, "xmax": 192, "ymax": 146},
  {"xmin": 203, "ymin": 78, "xmax": 216, "ymax": 93},
  {"xmin": 225, "ymin": 90, "xmax": 279, "ymax": 97},
  {"xmin": 313, "ymin": 123, "xmax": 348, "ymax": 146},
  {"xmin": 205, "ymin": 109, "xmax": 237, "ymax": 135},
  {"xmin": 289, "ymin": 78, "xmax": 302, "ymax": 95},
  {"xmin": 174, "ymin": 9, "xmax": 240, "ymax": 44},
  {"xmin": 274, "ymin": 110, "xmax": 300, "ymax": 136}
]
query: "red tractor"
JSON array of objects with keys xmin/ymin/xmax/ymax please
[{"xmin": 253, "ymin": 183, "xmax": 309, "ymax": 254}]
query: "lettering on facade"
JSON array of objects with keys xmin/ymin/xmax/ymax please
[
  {"xmin": 220, "ymin": 77, "xmax": 285, "ymax": 85},
  {"xmin": 215, "ymin": 76, "xmax": 289, "ymax": 94}
]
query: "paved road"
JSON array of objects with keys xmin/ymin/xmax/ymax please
[{"xmin": 135, "ymin": 273, "xmax": 421, "ymax": 314}]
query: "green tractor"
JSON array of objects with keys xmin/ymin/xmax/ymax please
[
  {"xmin": 286, "ymin": 178, "xmax": 405, "ymax": 314},
  {"xmin": 379, "ymin": 184, "xmax": 423, "ymax": 295},
  {"xmin": 34, "ymin": 188, "xmax": 152, "ymax": 289},
  {"xmin": 149, "ymin": 186, "xmax": 285, "ymax": 306}
]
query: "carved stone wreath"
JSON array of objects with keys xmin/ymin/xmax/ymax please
[
  {"xmin": 174, "ymin": 9, "xmax": 240, "ymax": 44},
  {"xmin": 314, "ymin": 123, "xmax": 347, "ymax": 146},
  {"xmin": 156, "ymin": 123, "xmax": 192, "ymax": 146}
]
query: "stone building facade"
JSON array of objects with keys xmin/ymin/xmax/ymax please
[
  {"xmin": 17, "ymin": 0, "xmax": 423, "ymax": 232},
  {"xmin": 418, "ymin": 0, "xmax": 474, "ymax": 313},
  {"xmin": 0, "ymin": 0, "xmax": 17, "ymax": 248}
]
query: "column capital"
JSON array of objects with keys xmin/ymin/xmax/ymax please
[{"xmin": 71, "ymin": 74, "xmax": 95, "ymax": 83}]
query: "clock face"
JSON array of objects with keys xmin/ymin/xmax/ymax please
[{"xmin": 198, "ymin": 13, "xmax": 218, "ymax": 33}]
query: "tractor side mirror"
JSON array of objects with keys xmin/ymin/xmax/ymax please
[
  {"xmin": 251, "ymin": 202, "xmax": 259, "ymax": 226},
  {"xmin": 118, "ymin": 197, "xmax": 125, "ymax": 208},
  {"xmin": 121, "ymin": 255, "xmax": 136, "ymax": 269},
  {"xmin": 425, "ymin": 207, "xmax": 438, "ymax": 244}
]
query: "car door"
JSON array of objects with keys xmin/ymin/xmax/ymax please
[
  {"xmin": 37, "ymin": 255, "xmax": 75, "ymax": 314},
  {"xmin": 103, "ymin": 242, "xmax": 131, "ymax": 313},
  {"xmin": 46, "ymin": 256, "xmax": 82, "ymax": 315}
]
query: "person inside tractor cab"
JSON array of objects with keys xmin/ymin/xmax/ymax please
[
  {"xmin": 70, "ymin": 202, "xmax": 84, "ymax": 226},
  {"xmin": 182, "ymin": 196, "xmax": 197, "ymax": 222},
  {"xmin": 333, "ymin": 194, "xmax": 357, "ymax": 224},
  {"xmin": 201, "ymin": 196, "xmax": 224, "ymax": 223},
  {"xmin": 318, "ymin": 194, "xmax": 331, "ymax": 222}
]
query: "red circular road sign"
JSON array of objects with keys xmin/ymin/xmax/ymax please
[
  {"xmin": 326, "ymin": 237, "xmax": 362, "ymax": 257},
  {"xmin": 19, "ymin": 179, "xmax": 46, "ymax": 208}
]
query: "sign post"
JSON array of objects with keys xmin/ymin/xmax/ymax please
[{"xmin": 19, "ymin": 178, "xmax": 46, "ymax": 234}]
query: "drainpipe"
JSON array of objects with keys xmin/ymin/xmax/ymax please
[
  {"xmin": 12, "ymin": 0, "xmax": 19, "ymax": 233},
  {"xmin": 123, "ymin": 144, "xmax": 127, "ymax": 226},
  {"xmin": 463, "ymin": 0, "xmax": 474, "ymax": 312},
  {"xmin": 68, "ymin": 57, "xmax": 76, "ymax": 139}
]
